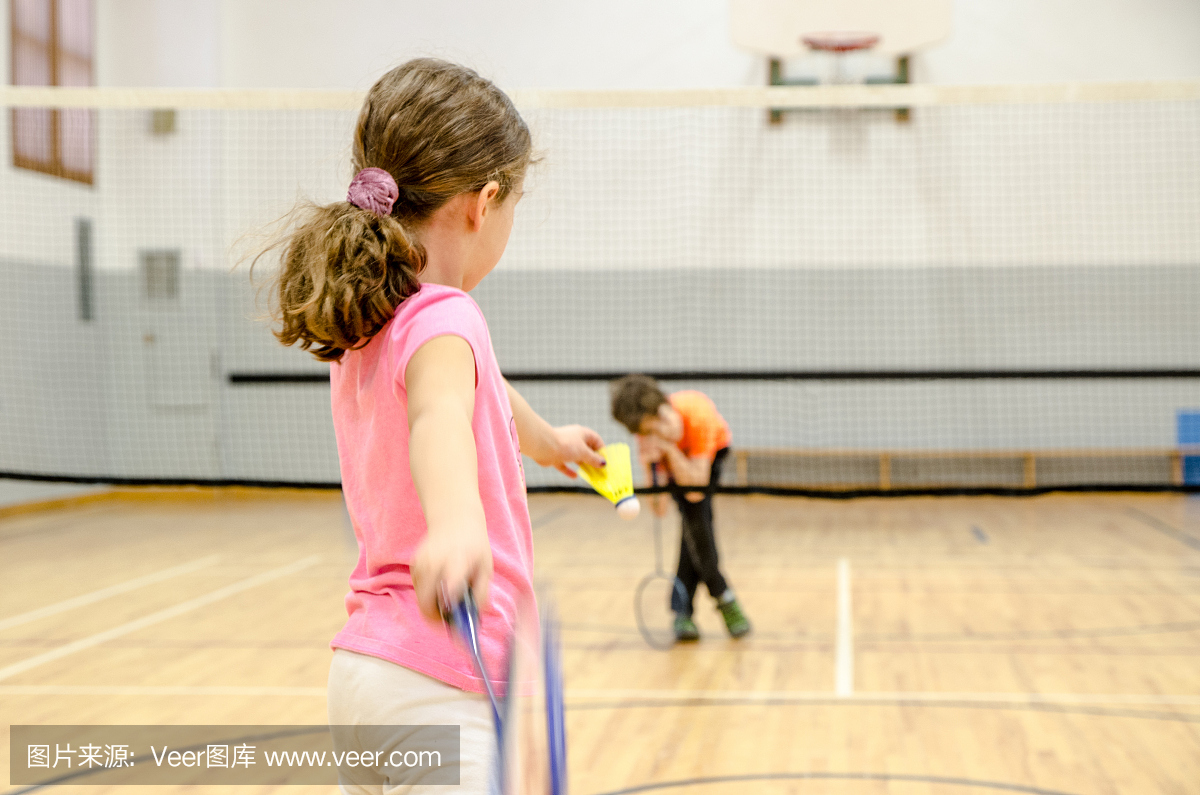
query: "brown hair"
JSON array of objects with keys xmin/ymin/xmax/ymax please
[
  {"xmin": 254, "ymin": 58, "xmax": 532, "ymax": 362},
  {"xmin": 610, "ymin": 374, "xmax": 668, "ymax": 434}
]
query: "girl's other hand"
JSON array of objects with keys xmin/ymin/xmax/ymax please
[
  {"xmin": 549, "ymin": 424, "xmax": 606, "ymax": 478},
  {"xmin": 411, "ymin": 521, "xmax": 493, "ymax": 623}
]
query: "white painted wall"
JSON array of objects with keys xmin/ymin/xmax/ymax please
[
  {"xmin": 3, "ymin": 0, "xmax": 1197, "ymax": 276},
  {"xmin": 96, "ymin": 0, "xmax": 219, "ymax": 87},
  {"xmin": 79, "ymin": 0, "xmax": 1200, "ymax": 90},
  {"xmin": 926, "ymin": 0, "xmax": 1200, "ymax": 84}
]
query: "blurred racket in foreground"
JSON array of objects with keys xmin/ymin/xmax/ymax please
[
  {"xmin": 634, "ymin": 512, "xmax": 688, "ymax": 650},
  {"xmin": 444, "ymin": 588, "xmax": 567, "ymax": 795}
]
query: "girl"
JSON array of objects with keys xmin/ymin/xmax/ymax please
[{"xmin": 260, "ymin": 58, "xmax": 605, "ymax": 792}]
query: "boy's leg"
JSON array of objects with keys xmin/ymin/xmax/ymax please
[
  {"xmin": 678, "ymin": 495, "xmax": 729, "ymax": 601},
  {"xmin": 675, "ymin": 448, "xmax": 731, "ymax": 601},
  {"xmin": 684, "ymin": 489, "xmax": 751, "ymax": 637},
  {"xmin": 699, "ymin": 449, "xmax": 750, "ymax": 636},
  {"xmin": 670, "ymin": 490, "xmax": 700, "ymax": 615},
  {"xmin": 669, "ymin": 497, "xmax": 702, "ymax": 641}
]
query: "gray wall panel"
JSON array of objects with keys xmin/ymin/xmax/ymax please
[{"xmin": 2, "ymin": 262, "xmax": 1197, "ymax": 487}]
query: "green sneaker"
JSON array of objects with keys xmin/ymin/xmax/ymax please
[
  {"xmin": 718, "ymin": 595, "xmax": 751, "ymax": 638},
  {"xmin": 673, "ymin": 613, "xmax": 700, "ymax": 642}
]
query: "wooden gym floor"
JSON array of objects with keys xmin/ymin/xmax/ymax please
[{"xmin": 1, "ymin": 489, "xmax": 1198, "ymax": 794}]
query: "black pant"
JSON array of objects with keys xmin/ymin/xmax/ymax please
[{"xmin": 664, "ymin": 447, "xmax": 729, "ymax": 616}]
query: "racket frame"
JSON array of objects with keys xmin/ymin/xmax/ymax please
[{"xmin": 445, "ymin": 588, "xmax": 568, "ymax": 795}]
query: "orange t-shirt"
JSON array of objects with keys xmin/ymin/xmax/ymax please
[{"xmin": 669, "ymin": 391, "xmax": 731, "ymax": 461}]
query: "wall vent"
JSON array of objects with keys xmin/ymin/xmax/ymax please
[{"xmin": 140, "ymin": 250, "xmax": 181, "ymax": 300}]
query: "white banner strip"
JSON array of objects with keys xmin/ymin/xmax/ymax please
[{"xmin": 1, "ymin": 81, "xmax": 1198, "ymax": 110}]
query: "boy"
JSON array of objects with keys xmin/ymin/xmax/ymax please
[{"xmin": 610, "ymin": 374, "xmax": 751, "ymax": 641}]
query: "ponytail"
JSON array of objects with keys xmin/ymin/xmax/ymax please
[{"xmin": 257, "ymin": 201, "xmax": 423, "ymax": 362}]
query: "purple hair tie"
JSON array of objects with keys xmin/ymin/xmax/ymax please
[{"xmin": 347, "ymin": 167, "xmax": 399, "ymax": 217}]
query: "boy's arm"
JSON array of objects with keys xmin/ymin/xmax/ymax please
[
  {"xmin": 645, "ymin": 458, "xmax": 670, "ymax": 517},
  {"xmin": 655, "ymin": 396, "xmax": 727, "ymax": 489},
  {"xmin": 406, "ymin": 335, "xmax": 492, "ymax": 621},
  {"xmin": 643, "ymin": 434, "xmax": 710, "ymax": 487},
  {"xmin": 505, "ymin": 380, "xmax": 606, "ymax": 477},
  {"xmin": 657, "ymin": 444, "xmax": 713, "ymax": 487}
]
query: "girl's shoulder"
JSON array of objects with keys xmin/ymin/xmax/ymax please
[
  {"xmin": 394, "ymin": 282, "xmax": 480, "ymax": 313},
  {"xmin": 384, "ymin": 283, "xmax": 491, "ymax": 378},
  {"xmin": 389, "ymin": 283, "xmax": 487, "ymax": 337}
]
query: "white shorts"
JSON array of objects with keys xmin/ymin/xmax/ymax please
[{"xmin": 327, "ymin": 649, "xmax": 495, "ymax": 794}]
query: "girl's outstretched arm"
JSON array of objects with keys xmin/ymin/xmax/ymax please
[
  {"xmin": 407, "ymin": 335, "xmax": 493, "ymax": 621},
  {"xmin": 505, "ymin": 381, "xmax": 606, "ymax": 477}
]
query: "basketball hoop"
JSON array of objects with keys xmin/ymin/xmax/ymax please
[
  {"xmin": 801, "ymin": 32, "xmax": 880, "ymax": 53},
  {"xmin": 800, "ymin": 31, "xmax": 880, "ymax": 85}
]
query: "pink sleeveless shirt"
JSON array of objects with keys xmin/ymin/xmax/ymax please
[{"xmin": 329, "ymin": 283, "xmax": 534, "ymax": 692}]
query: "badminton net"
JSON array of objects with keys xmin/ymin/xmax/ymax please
[{"xmin": 1, "ymin": 82, "xmax": 1198, "ymax": 494}]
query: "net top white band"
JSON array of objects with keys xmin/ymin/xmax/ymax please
[{"xmin": 2, "ymin": 81, "xmax": 1199, "ymax": 111}]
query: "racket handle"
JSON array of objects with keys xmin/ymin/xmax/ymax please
[
  {"xmin": 441, "ymin": 587, "xmax": 503, "ymax": 729},
  {"xmin": 440, "ymin": 586, "xmax": 477, "ymax": 637}
]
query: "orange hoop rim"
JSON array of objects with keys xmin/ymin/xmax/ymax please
[{"xmin": 801, "ymin": 32, "xmax": 881, "ymax": 53}]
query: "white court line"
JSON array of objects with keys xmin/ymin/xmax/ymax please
[
  {"xmin": 3, "ymin": 685, "xmax": 1197, "ymax": 708},
  {"xmin": 835, "ymin": 558, "xmax": 853, "ymax": 697},
  {"xmin": 0, "ymin": 685, "xmax": 326, "ymax": 697},
  {"xmin": 0, "ymin": 555, "xmax": 320, "ymax": 683},
  {"xmin": 564, "ymin": 689, "xmax": 1200, "ymax": 707},
  {"xmin": 0, "ymin": 556, "xmax": 221, "ymax": 632}
]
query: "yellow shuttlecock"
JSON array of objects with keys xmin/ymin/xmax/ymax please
[{"xmin": 577, "ymin": 443, "xmax": 640, "ymax": 520}]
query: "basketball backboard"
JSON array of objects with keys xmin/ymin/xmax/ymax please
[{"xmin": 731, "ymin": 0, "xmax": 953, "ymax": 58}]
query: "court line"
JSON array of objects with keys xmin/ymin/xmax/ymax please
[
  {"xmin": 0, "ymin": 555, "xmax": 321, "ymax": 683},
  {"xmin": 0, "ymin": 556, "xmax": 221, "ymax": 632},
  {"xmin": 565, "ymin": 618, "xmax": 1200, "ymax": 641},
  {"xmin": 559, "ymin": 642, "xmax": 1200, "ymax": 655},
  {"xmin": 563, "ymin": 619, "xmax": 1200, "ymax": 644},
  {"xmin": 835, "ymin": 558, "xmax": 853, "ymax": 697},
  {"xmin": 587, "ymin": 771, "xmax": 1081, "ymax": 795},
  {"xmin": 564, "ymin": 689, "xmax": 1200, "ymax": 707},
  {"xmin": 0, "ymin": 638, "xmax": 329, "ymax": 650},
  {"xmin": 1125, "ymin": 507, "xmax": 1200, "ymax": 552},
  {"xmin": 0, "ymin": 685, "xmax": 326, "ymax": 696},
  {"xmin": 5, "ymin": 684, "xmax": 1198, "ymax": 709},
  {"xmin": 862, "ymin": 619, "xmax": 1200, "ymax": 642},
  {"xmin": 0, "ymin": 763, "xmax": 1087, "ymax": 795},
  {"xmin": 566, "ymin": 697, "xmax": 1200, "ymax": 726}
]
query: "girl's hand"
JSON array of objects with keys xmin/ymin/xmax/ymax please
[
  {"xmin": 548, "ymin": 424, "xmax": 606, "ymax": 478},
  {"xmin": 411, "ymin": 520, "xmax": 493, "ymax": 622}
]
